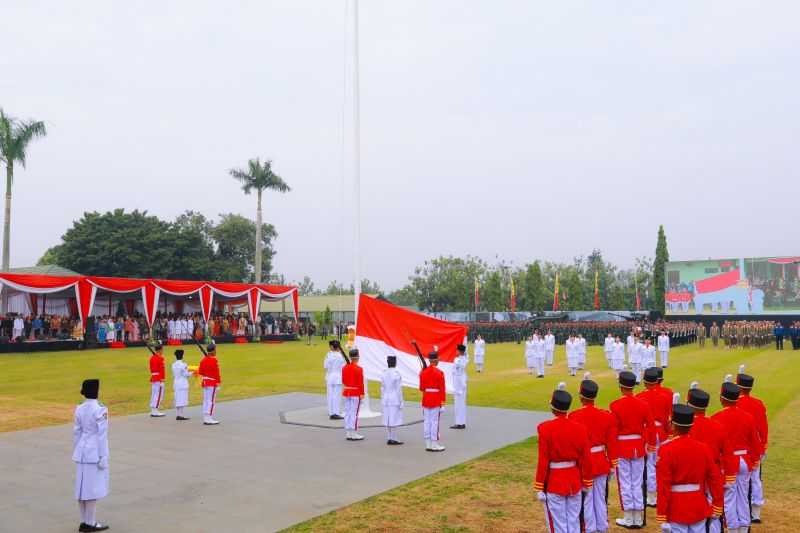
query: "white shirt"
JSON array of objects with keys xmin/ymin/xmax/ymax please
[
  {"xmin": 323, "ymin": 351, "xmax": 347, "ymax": 385},
  {"xmin": 72, "ymin": 399, "xmax": 109, "ymax": 464},
  {"xmin": 630, "ymin": 342, "xmax": 642, "ymax": 363},
  {"xmin": 474, "ymin": 339, "xmax": 485, "ymax": 356},
  {"xmin": 544, "ymin": 334, "xmax": 555, "ymax": 349},
  {"xmin": 604, "ymin": 336, "xmax": 614, "ymax": 352},
  {"xmin": 612, "ymin": 341, "xmax": 625, "ymax": 360},
  {"xmin": 534, "ymin": 337, "xmax": 546, "ymax": 358},
  {"xmin": 658, "ymin": 334, "xmax": 670, "ymax": 351},
  {"xmin": 13, "ymin": 317, "xmax": 24, "ymax": 330},
  {"xmin": 525, "ymin": 340, "xmax": 536, "ymax": 364},
  {"xmin": 453, "ymin": 355, "xmax": 468, "ymax": 394},
  {"xmin": 644, "ymin": 344, "xmax": 657, "ymax": 363},
  {"xmin": 172, "ymin": 360, "xmax": 192, "ymax": 391},
  {"xmin": 380, "ymin": 368, "xmax": 403, "ymax": 407}
]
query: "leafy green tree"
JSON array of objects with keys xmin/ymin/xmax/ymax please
[
  {"xmin": 409, "ymin": 255, "xmax": 487, "ymax": 311},
  {"xmin": 387, "ymin": 285, "xmax": 417, "ymax": 306},
  {"xmin": 229, "ymin": 158, "xmax": 290, "ymax": 283},
  {"xmin": 522, "ymin": 261, "xmax": 546, "ymax": 311},
  {"xmin": 170, "ymin": 211, "xmax": 217, "ymax": 279},
  {"xmin": 295, "ymin": 276, "xmax": 317, "ymax": 296},
  {"xmin": 0, "ymin": 109, "xmax": 47, "ymax": 271},
  {"xmin": 482, "ymin": 269, "xmax": 504, "ymax": 311},
  {"xmin": 562, "ymin": 268, "xmax": 584, "ymax": 311},
  {"xmin": 653, "ymin": 226, "xmax": 669, "ymax": 313},
  {"xmin": 212, "ymin": 213, "xmax": 277, "ymax": 282}
]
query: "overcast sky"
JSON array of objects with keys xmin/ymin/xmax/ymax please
[{"xmin": 3, "ymin": 1, "xmax": 799, "ymax": 290}]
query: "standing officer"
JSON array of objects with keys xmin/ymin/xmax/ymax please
[
  {"xmin": 524, "ymin": 334, "xmax": 536, "ymax": 375},
  {"xmin": 637, "ymin": 368, "xmax": 672, "ymax": 508},
  {"xmin": 655, "ymin": 403, "xmax": 723, "ymax": 532},
  {"xmin": 710, "ymin": 380, "xmax": 762, "ymax": 533},
  {"xmin": 566, "ymin": 335, "xmax": 579, "ymax": 376},
  {"xmin": 171, "ymin": 349, "xmax": 193, "ymax": 421},
  {"xmin": 198, "ymin": 343, "xmax": 221, "ymax": 425},
  {"xmin": 451, "ymin": 344, "xmax": 468, "ymax": 429},
  {"xmin": 533, "ymin": 332, "xmax": 546, "ymax": 378},
  {"xmin": 657, "ymin": 331, "xmax": 670, "ymax": 368},
  {"xmin": 420, "ymin": 350, "xmax": 446, "ymax": 451},
  {"xmin": 736, "ymin": 366, "xmax": 768, "ymax": 523},
  {"xmin": 545, "ymin": 329, "xmax": 556, "ymax": 366},
  {"xmin": 324, "ymin": 340, "xmax": 347, "ymax": 420},
  {"xmin": 149, "ymin": 343, "xmax": 166, "ymax": 418},
  {"xmin": 380, "ymin": 355, "xmax": 404, "ymax": 445},
  {"xmin": 534, "ymin": 384, "xmax": 593, "ymax": 533},
  {"xmin": 611, "ymin": 336, "xmax": 625, "ymax": 375},
  {"xmin": 774, "ymin": 322, "xmax": 785, "ymax": 350},
  {"xmin": 474, "ymin": 334, "xmax": 486, "ymax": 372},
  {"xmin": 610, "ymin": 371, "xmax": 654, "ymax": 529},
  {"xmin": 342, "ymin": 348, "xmax": 365, "ymax": 441},
  {"xmin": 73, "ymin": 379, "xmax": 110, "ymax": 532},
  {"xmin": 604, "ymin": 333, "xmax": 615, "ymax": 369},
  {"xmin": 710, "ymin": 322, "xmax": 720, "ymax": 347},
  {"xmin": 568, "ymin": 375, "xmax": 617, "ymax": 533}
]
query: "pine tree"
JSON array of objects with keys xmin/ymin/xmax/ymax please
[{"xmin": 653, "ymin": 225, "xmax": 669, "ymax": 314}]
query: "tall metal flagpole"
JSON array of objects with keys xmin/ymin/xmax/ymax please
[{"xmin": 352, "ymin": 0, "xmax": 379, "ymax": 418}]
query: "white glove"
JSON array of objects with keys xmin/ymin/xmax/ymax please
[
  {"xmin": 536, "ymin": 491, "xmax": 546, "ymax": 502},
  {"xmin": 98, "ymin": 456, "xmax": 108, "ymax": 470},
  {"xmin": 661, "ymin": 524, "xmax": 671, "ymax": 532},
  {"xmin": 439, "ymin": 406, "xmax": 445, "ymax": 413}
]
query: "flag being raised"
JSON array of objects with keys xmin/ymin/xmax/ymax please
[{"xmin": 356, "ymin": 294, "xmax": 468, "ymax": 392}]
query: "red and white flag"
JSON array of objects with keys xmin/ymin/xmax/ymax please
[{"xmin": 356, "ymin": 294, "xmax": 468, "ymax": 392}]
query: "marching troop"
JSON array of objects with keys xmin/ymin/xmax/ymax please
[{"xmin": 535, "ymin": 365, "xmax": 768, "ymax": 532}]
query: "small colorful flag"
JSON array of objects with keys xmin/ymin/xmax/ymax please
[
  {"xmin": 594, "ymin": 270, "xmax": 600, "ymax": 310},
  {"xmin": 474, "ymin": 277, "xmax": 480, "ymax": 310},
  {"xmin": 553, "ymin": 272, "xmax": 560, "ymax": 311},
  {"xmin": 510, "ymin": 278, "xmax": 517, "ymax": 312}
]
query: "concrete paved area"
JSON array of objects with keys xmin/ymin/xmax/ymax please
[
  {"xmin": 281, "ymin": 402, "xmax": 424, "ymax": 428},
  {"xmin": 0, "ymin": 393, "xmax": 548, "ymax": 533}
]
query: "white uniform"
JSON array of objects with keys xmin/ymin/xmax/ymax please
[
  {"xmin": 380, "ymin": 367, "xmax": 404, "ymax": 441},
  {"xmin": 629, "ymin": 341, "xmax": 643, "ymax": 382},
  {"xmin": 577, "ymin": 337, "xmax": 586, "ymax": 368},
  {"xmin": 544, "ymin": 333, "xmax": 555, "ymax": 365},
  {"xmin": 524, "ymin": 340, "xmax": 536, "ymax": 373},
  {"xmin": 657, "ymin": 334, "xmax": 670, "ymax": 367},
  {"xmin": 323, "ymin": 351, "xmax": 346, "ymax": 417},
  {"xmin": 172, "ymin": 360, "xmax": 192, "ymax": 409},
  {"xmin": 533, "ymin": 336, "xmax": 546, "ymax": 377},
  {"xmin": 626, "ymin": 335, "xmax": 635, "ymax": 366},
  {"xmin": 566, "ymin": 339, "xmax": 578, "ymax": 375},
  {"xmin": 643, "ymin": 344, "xmax": 657, "ymax": 369},
  {"xmin": 73, "ymin": 399, "xmax": 110, "ymax": 502},
  {"xmin": 452, "ymin": 354, "xmax": 468, "ymax": 426},
  {"xmin": 611, "ymin": 341, "xmax": 625, "ymax": 372},
  {"xmin": 106, "ymin": 320, "xmax": 115, "ymax": 342},
  {"xmin": 603, "ymin": 336, "xmax": 614, "ymax": 367},
  {"xmin": 12, "ymin": 317, "xmax": 24, "ymax": 340},
  {"xmin": 167, "ymin": 319, "xmax": 176, "ymax": 340},
  {"xmin": 474, "ymin": 339, "xmax": 485, "ymax": 371}
]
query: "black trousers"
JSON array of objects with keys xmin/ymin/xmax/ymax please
[{"xmin": 776, "ymin": 335, "xmax": 784, "ymax": 350}]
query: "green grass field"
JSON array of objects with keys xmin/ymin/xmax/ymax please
[{"xmin": 3, "ymin": 339, "xmax": 799, "ymax": 531}]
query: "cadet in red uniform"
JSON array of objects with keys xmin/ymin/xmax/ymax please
[
  {"xmin": 610, "ymin": 370, "xmax": 654, "ymax": 529},
  {"xmin": 568, "ymin": 375, "xmax": 617, "ymax": 533},
  {"xmin": 687, "ymin": 386, "xmax": 734, "ymax": 533},
  {"xmin": 736, "ymin": 367, "xmax": 768, "ymax": 523},
  {"xmin": 419, "ymin": 350, "xmax": 446, "ymax": 452},
  {"xmin": 149, "ymin": 343, "xmax": 166, "ymax": 417},
  {"xmin": 656, "ymin": 404, "xmax": 723, "ymax": 532},
  {"xmin": 655, "ymin": 368, "xmax": 675, "ymax": 427},
  {"xmin": 710, "ymin": 381, "xmax": 762, "ymax": 533},
  {"xmin": 534, "ymin": 385, "xmax": 593, "ymax": 533},
  {"xmin": 637, "ymin": 367, "xmax": 672, "ymax": 507},
  {"xmin": 341, "ymin": 348, "xmax": 365, "ymax": 441},
  {"xmin": 198, "ymin": 343, "xmax": 221, "ymax": 425}
]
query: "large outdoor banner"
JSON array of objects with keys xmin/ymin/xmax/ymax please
[{"xmin": 665, "ymin": 256, "xmax": 800, "ymax": 315}]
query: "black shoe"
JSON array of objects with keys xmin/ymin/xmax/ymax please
[
  {"xmin": 85, "ymin": 524, "xmax": 109, "ymax": 532},
  {"xmin": 329, "ymin": 415, "xmax": 337, "ymax": 420},
  {"xmin": 387, "ymin": 439, "xmax": 404, "ymax": 445},
  {"xmin": 79, "ymin": 523, "xmax": 88, "ymax": 532},
  {"xmin": 537, "ymin": 375, "xmax": 544, "ymax": 378},
  {"xmin": 646, "ymin": 503, "xmax": 656, "ymax": 508},
  {"xmin": 450, "ymin": 424, "xmax": 466, "ymax": 429},
  {"xmin": 176, "ymin": 416, "xmax": 190, "ymax": 421},
  {"xmin": 330, "ymin": 414, "xmax": 344, "ymax": 420},
  {"xmin": 752, "ymin": 518, "xmax": 762, "ymax": 524}
]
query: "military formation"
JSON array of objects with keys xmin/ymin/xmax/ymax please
[
  {"xmin": 719, "ymin": 320, "xmax": 777, "ymax": 349},
  {"xmin": 534, "ymin": 366, "xmax": 768, "ymax": 532}
]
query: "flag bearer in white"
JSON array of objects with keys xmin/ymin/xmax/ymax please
[
  {"xmin": 73, "ymin": 379, "xmax": 110, "ymax": 532},
  {"xmin": 604, "ymin": 333, "xmax": 615, "ymax": 368},
  {"xmin": 611, "ymin": 336, "xmax": 625, "ymax": 375},
  {"xmin": 524, "ymin": 335, "xmax": 536, "ymax": 375},
  {"xmin": 629, "ymin": 337, "xmax": 643, "ymax": 384},
  {"xmin": 474, "ymin": 335, "xmax": 485, "ymax": 372},
  {"xmin": 643, "ymin": 338, "xmax": 657, "ymax": 370},
  {"xmin": 450, "ymin": 344, "xmax": 468, "ymax": 429},
  {"xmin": 545, "ymin": 330, "xmax": 555, "ymax": 366},
  {"xmin": 380, "ymin": 355, "xmax": 404, "ymax": 445},
  {"xmin": 657, "ymin": 331, "xmax": 670, "ymax": 368},
  {"xmin": 533, "ymin": 331, "xmax": 546, "ymax": 378},
  {"xmin": 566, "ymin": 335, "xmax": 579, "ymax": 376},
  {"xmin": 172, "ymin": 350, "xmax": 193, "ymax": 421},
  {"xmin": 323, "ymin": 340, "xmax": 347, "ymax": 420},
  {"xmin": 419, "ymin": 350, "xmax": 446, "ymax": 452}
]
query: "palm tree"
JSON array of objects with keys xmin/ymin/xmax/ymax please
[
  {"xmin": 0, "ymin": 109, "xmax": 47, "ymax": 271},
  {"xmin": 229, "ymin": 158, "xmax": 290, "ymax": 283}
]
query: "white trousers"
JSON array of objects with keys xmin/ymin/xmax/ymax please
[
  {"xmin": 422, "ymin": 407, "xmax": 441, "ymax": 442},
  {"xmin": 202, "ymin": 386, "xmax": 217, "ymax": 417},
  {"xmin": 326, "ymin": 383, "xmax": 342, "ymax": 416},
  {"xmin": 546, "ymin": 348, "xmax": 554, "ymax": 365},
  {"xmin": 344, "ymin": 396, "xmax": 360, "ymax": 431},
  {"xmin": 659, "ymin": 350, "xmax": 669, "ymax": 367},
  {"xmin": 150, "ymin": 382, "xmax": 164, "ymax": 410},
  {"xmin": 454, "ymin": 392, "xmax": 466, "ymax": 425},
  {"xmin": 543, "ymin": 492, "xmax": 582, "ymax": 533},
  {"xmin": 724, "ymin": 458, "xmax": 751, "ymax": 529},
  {"xmin": 667, "ymin": 521, "xmax": 706, "ymax": 533},
  {"xmin": 631, "ymin": 363, "xmax": 642, "ymax": 382},
  {"xmin": 751, "ymin": 457, "xmax": 764, "ymax": 506},
  {"xmin": 583, "ymin": 474, "xmax": 608, "ymax": 533},
  {"xmin": 611, "ymin": 358, "xmax": 624, "ymax": 372},
  {"xmin": 383, "ymin": 404, "xmax": 402, "ymax": 428},
  {"xmin": 534, "ymin": 357, "xmax": 545, "ymax": 376},
  {"xmin": 616, "ymin": 457, "xmax": 645, "ymax": 511},
  {"xmin": 646, "ymin": 450, "xmax": 657, "ymax": 493},
  {"xmin": 174, "ymin": 388, "xmax": 189, "ymax": 408},
  {"xmin": 12, "ymin": 328, "xmax": 22, "ymax": 339}
]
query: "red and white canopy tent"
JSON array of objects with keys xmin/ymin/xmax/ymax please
[{"xmin": 0, "ymin": 273, "xmax": 298, "ymax": 331}]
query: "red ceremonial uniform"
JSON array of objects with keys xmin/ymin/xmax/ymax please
[
  {"xmin": 656, "ymin": 384, "xmax": 675, "ymax": 436},
  {"xmin": 341, "ymin": 362, "xmax": 364, "ymax": 397},
  {"xmin": 419, "ymin": 365, "xmax": 446, "ymax": 408},
  {"xmin": 738, "ymin": 393, "xmax": 768, "ymax": 452},
  {"xmin": 689, "ymin": 411, "xmax": 737, "ymax": 486},
  {"xmin": 656, "ymin": 434, "xmax": 723, "ymax": 524},
  {"xmin": 609, "ymin": 393, "xmax": 655, "ymax": 459},
  {"xmin": 636, "ymin": 386, "xmax": 671, "ymax": 449},
  {"xmin": 198, "ymin": 355, "xmax": 221, "ymax": 388},
  {"xmin": 568, "ymin": 403, "xmax": 619, "ymax": 477},
  {"xmin": 534, "ymin": 414, "xmax": 594, "ymax": 496},
  {"xmin": 711, "ymin": 405, "xmax": 762, "ymax": 471},
  {"xmin": 149, "ymin": 354, "xmax": 165, "ymax": 382}
]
